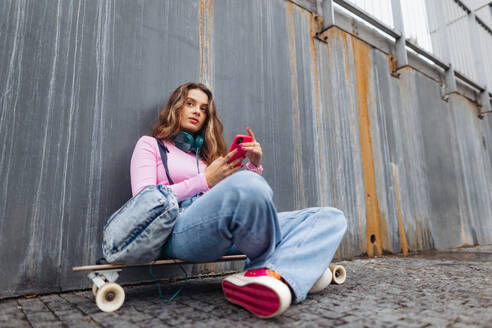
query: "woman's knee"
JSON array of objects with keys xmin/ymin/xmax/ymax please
[
  {"xmin": 226, "ymin": 170, "xmax": 273, "ymax": 201},
  {"xmin": 320, "ymin": 207, "xmax": 347, "ymax": 234}
]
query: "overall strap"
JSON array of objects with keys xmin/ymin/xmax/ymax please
[{"xmin": 155, "ymin": 138, "xmax": 174, "ymax": 185}]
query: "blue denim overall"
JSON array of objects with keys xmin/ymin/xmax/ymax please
[{"xmin": 164, "ymin": 170, "xmax": 347, "ymax": 303}]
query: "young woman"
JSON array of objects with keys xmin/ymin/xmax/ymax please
[{"xmin": 130, "ymin": 82, "xmax": 347, "ymax": 318}]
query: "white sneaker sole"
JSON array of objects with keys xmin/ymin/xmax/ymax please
[{"xmin": 222, "ymin": 273, "xmax": 291, "ymax": 318}]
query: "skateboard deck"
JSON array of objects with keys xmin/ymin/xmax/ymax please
[
  {"xmin": 73, "ymin": 256, "xmax": 345, "ymax": 312},
  {"xmin": 72, "ymin": 255, "xmax": 247, "ymax": 271}
]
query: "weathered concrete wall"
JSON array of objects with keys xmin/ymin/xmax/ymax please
[{"xmin": 1, "ymin": 0, "xmax": 491, "ymax": 298}]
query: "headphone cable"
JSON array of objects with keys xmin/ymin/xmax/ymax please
[
  {"xmin": 148, "ymin": 244, "xmax": 188, "ymax": 302},
  {"xmin": 196, "ymin": 149, "xmax": 200, "ymax": 174}
]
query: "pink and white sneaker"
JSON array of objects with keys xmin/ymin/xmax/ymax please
[{"xmin": 222, "ymin": 268, "xmax": 292, "ymax": 318}]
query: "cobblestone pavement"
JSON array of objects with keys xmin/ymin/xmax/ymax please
[{"xmin": 1, "ymin": 246, "xmax": 491, "ymax": 327}]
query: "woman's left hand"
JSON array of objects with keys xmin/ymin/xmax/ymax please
[{"xmin": 240, "ymin": 127, "xmax": 262, "ymax": 167}]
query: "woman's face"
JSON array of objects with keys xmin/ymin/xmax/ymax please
[{"xmin": 179, "ymin": 88, "xmax": 209, "ymax": 134}]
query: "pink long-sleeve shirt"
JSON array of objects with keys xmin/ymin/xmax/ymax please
[{"xmin": 130, "ymin": 136, "xmax": 209, "ymax": 200}]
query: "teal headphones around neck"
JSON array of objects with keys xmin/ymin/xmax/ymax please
[
  {"xmin": 173, "ymin": 132, "xmax": 204, "ymax": 173},
  {"xmin": 173, "ymin": 132, "xmax": 204, "ymax": 153}
]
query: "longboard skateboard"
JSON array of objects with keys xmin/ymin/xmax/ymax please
[{"xmin": 73, "ymin": 256, "xmax": 346, "ymax": 312}]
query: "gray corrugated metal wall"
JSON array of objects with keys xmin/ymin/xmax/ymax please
[{"xmin": 1, "ymin": 0, "xmax": 491, "ymax": 298}]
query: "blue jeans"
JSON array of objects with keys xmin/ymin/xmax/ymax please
[{"xmin": 164, "ymin": 171, "xmax": 347, "ymax": 303}]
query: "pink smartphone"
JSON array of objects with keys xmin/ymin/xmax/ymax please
[{"xmin": 228, "ymin": 135, "xmax": 253, "ymax": 167}]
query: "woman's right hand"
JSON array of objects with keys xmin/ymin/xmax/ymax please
[{"xmin": 205, "ymin": 149, "xmax": 244, "ymax": 188}]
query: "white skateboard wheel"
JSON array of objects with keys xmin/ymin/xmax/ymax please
[
  {"xmin": 309, "ymin": 266, "xmax": 333, "ymax": 293},
  {"xmin": 329, "ymin": 264, "xmax": 346, "ymax": 285},
  {"xmin": 95, "ymin": 283, "xmax": 125, "ymax": 312}
]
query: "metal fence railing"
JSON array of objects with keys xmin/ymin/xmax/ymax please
[
  {"xmin": 344, "ymin": 0, "xmax": 394, "ymax": 28},
  {"xmin": 341, "ymin": 0, "xmax": 433, "ymax": 52},
  {"xmin": 319, "ymin": 0, "xmax": 492, "ymax": 114},
  {"xmin": 400, "ymin": 0, "xmax": 433, "ymax": 53},
  {"xmin": 426, "ymin": 0, "xmax": 492, "ymax": 94}
]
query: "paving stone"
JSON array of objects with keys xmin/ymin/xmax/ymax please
[
  {"xmin": 90, "ymin": 311, "xmax": 140, "ymax": 328},
  {"xmin": 17, "ymin": 298, "xmax": 62, "ymax": 328},
  {"xmin": 58, "ymin": 293, "xmax": 99, "ymax": 315},
  {"xmin": 40, "ymin": 294, "xmax": 102, "ymax": 327},
  {"xmin": 0, "ymin": 300, "xmax": 30, "ymax": 327}
]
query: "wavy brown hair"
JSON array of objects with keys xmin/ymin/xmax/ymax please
[{"xmin": 150, "ymin": 82, "xmax": 227, "ymax": 164}]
